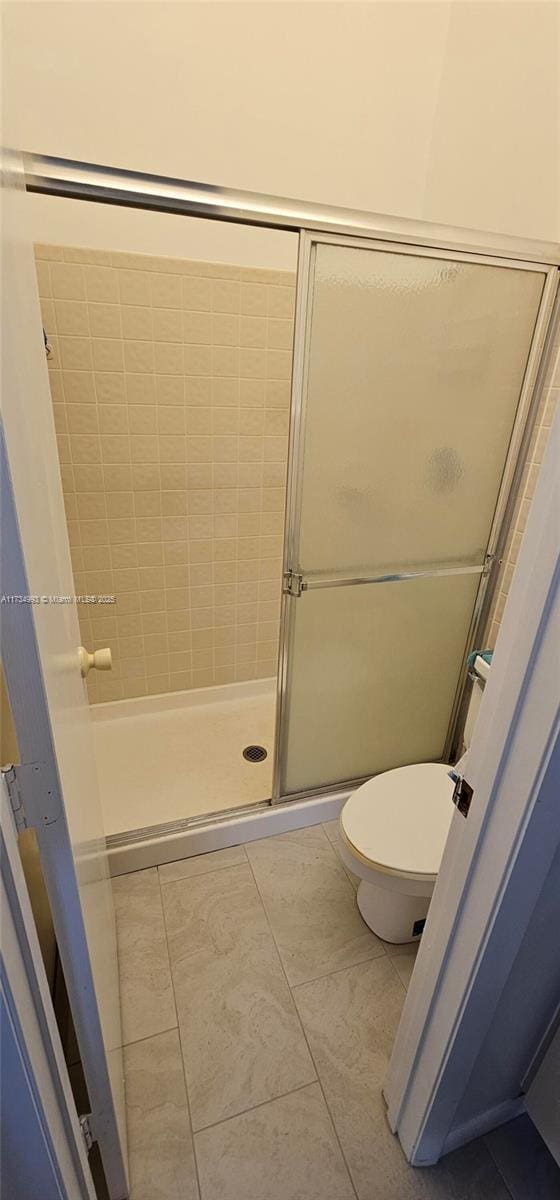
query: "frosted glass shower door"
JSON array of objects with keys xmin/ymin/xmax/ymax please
[{"xmin": 277, "ymin": 238, "xmax": 547, "ymax": 796}]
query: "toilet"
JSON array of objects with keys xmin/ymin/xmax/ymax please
[{"xmin": 339, "ymin": 655, "xmax": 490, "ymax": 943}]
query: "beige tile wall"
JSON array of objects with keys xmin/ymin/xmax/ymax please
[
  {"xmin": 36, "ymin": 245, "xmax": 295, "ymax": 702},
  {"xmin": 486, "ymin": 333, "xmax": 559, "ymax": 648},
  {"xmin": 37, "ymin": 241, "xmax": 555, "ymax": 698}
]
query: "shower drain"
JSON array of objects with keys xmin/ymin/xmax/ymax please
[{"xmin": 243, "ymin": 745, "xmax": 268, "ymax": 763}]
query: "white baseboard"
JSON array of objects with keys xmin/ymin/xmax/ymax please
[
  {"xmin": 441, "ymin": 1097, "xmax": 525, "ymax": 1158},
  {"xmin": 108, "ymin": 789, "xmax": 349, "ymax": 875}
]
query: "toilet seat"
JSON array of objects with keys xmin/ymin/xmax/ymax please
[{"xmin": 340, "ymin": 762, "xmax": 455, "ymax": 881}]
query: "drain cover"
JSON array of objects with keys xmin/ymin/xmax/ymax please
[{"xmin": 243, "ymin": 745, "xmax": 268, "ymax": 763}]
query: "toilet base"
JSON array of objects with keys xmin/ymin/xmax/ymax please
[{"xmin": 356, "ymin": 878, "xmax": 431, "ymax": 943}]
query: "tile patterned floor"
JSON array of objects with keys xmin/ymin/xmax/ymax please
[{"xmin": 114, "ymin": 823, "xmax": 558, "ymax": 1200}]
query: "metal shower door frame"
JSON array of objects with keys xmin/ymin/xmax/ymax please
[
  {"xmin": 271, "ymin": 229, "xmax": 559, "ymax": 801},
  {"xmin": 16, "ymin": 151, "xmax": 560, "ymax": 814}
]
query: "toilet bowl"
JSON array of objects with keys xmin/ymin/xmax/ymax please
[
  {"xmin": 339, "ymin": 762, "xmax": 454, "ymax": 942},
  {"xmin": 339, "ymin": 655, "xmax": 490, "ymax": 943}
]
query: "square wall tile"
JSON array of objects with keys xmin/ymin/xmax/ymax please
[{"xmin": 39, "ymin": 243, "xmax": 294, "ymax": 700}]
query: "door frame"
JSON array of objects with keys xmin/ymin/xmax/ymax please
[
  {"xmin": 384, "ymin": 399, "xmax": 560, "ymax": 1163},
  {"xmin": 272, "ymin": 228, "xmax": 559, "ymax": 800},
  {"xmin": 1, "ymin": 431, "xmax": 128, "ymax": 1198},
  {"xmin": 1, "ymin": 777, "xmax": 97, "ymax": 1200},
  {"xmin": 1, "ymin": 153, "xmax": 128, "ymax": 1198}
]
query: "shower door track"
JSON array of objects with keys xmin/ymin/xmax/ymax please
[
  {"xmin": 17, "ymin": 150, "xmax": 560, "ymax": 809},
  {"xmin": 20, "ymin": 152, "xmax": 560, "ymax": 266},
  {"xmin": 105, "ymin": 800, "xmax": 273, "ymax": 849}
]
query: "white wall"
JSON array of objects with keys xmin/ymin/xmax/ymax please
[{"xmin": 3, "ymin": 1, "xmax": 558, "ymax": 267}]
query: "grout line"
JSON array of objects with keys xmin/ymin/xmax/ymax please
[
  {"xmin": 157, "ymin": 844, "xmax": 248, "ymax": 886},
  {"xmin": 192, "ymin": 1079, "xmax": 319, "ymax": 1137},
  {"xmin": 245, "ymin": 850, "xmax": 359, "ymax": 1200},
  {"xmin": 382, "ymin": 939, "xmax": 422, "ymax": 958},
  {"xmin": 289, "ymin": 949, "xmax": 388, "ymax": 994},
  {"xmin": 156, "ymin": 868, "xmax": 203, "ymax": 1200},
  {"xmin": 318, "ymin": 822, "xmax": 364, "ymax": 896},
  {"xmin": 385, "ymin": 954, "xmax": 411, "ymax": 996},
  {"xmin": 320, "ymin": 820, "xmax": 365, "ymax": 894},
  {"xmin": 121, "ymin": 1023, "xmax": 178, "ymax": 1051}
]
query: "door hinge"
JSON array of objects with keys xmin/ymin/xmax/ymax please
[
  {"xmin": 1, "ymin": 761, "xmax": 59, "ymax": 832},
  {"xmin": 79, "ymin": 1114, "xmax": 95, "ymax": 1154},
  {"xmin": 283, "ymin": 570, "xmax": 306, "ymax": 598},
  {"xmin": 449, "ymin": 772, "xmax": 474, "ymax": 818},
  {"xmin": 2, "ymin": 764, "xmax": 28, "ymax": 833}
]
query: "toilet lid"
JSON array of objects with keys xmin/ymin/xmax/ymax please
[{"xmin": 340, "ymin": 763, "xmax": 455, "ymax": 878}]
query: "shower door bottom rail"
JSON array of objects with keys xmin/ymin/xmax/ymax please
[{"xmin": 283, "ymin": 559, "xmax": 488, "ymax": 596}]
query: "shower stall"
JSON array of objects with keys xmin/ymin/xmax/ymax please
[{"xmin": 25, "ymin": 154, "xmax": 559, "ymax": 868}]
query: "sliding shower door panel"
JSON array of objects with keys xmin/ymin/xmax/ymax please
[
  {"xmin": 276, "ymin": 235, "xmax": 550, "ymax": 797},
  {"xmin": 283, "ymin": 573, "xmax": 481, "ymax": 795},
  {"xmin": 297, "ymin": 243, "xmax": 545, "ymax": 578}
]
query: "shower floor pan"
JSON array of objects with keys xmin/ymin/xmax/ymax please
[{"xmin": 92, "ymin": 678, "xmax": 276, "ymax": 839}]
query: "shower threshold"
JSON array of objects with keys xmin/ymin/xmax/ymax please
[
  {"xmin": 106, "ymin": 797, "xmax": 273, "ymax": 850},
  {"xmin": 105, "ymin": 785, "xmax": 353, "ymax": 876}
]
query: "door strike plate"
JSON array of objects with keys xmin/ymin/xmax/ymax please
[{"xmin": 452, "ymin": 775, "xmax": 473, "ymax": 818}]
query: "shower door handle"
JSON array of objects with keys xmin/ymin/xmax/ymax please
[{"xmin": 284, "ymin": 563, "xmax": 485, "ymax": 597}]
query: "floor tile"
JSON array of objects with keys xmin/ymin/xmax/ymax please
[
  {"xmin": 246, "ymin": 826, "xmax": 384, "ymax": 986},
  {"xmin": 293, "ymin": 958, "xmax": 509, "ymax": 1199},
  {"xmin": 484, "ymin": 1113, "xmax": 560, "ymax": 1199},
  {"xmin": 323, "ymin": 819, "xmax": 360, "ymax": 889},
  {"xmin": 322, "ymin": 820, "xmax": 340, "ymax": 842},
  {"xmin": 389, "ymin": 946, "xmax": 419, "ymax": 991},
  {"xmin": 124, "ymin": 1029, "xmax": 199, "ymax": 1200},
  {"xmin": 162, "ymin": 864, "xmax": 316, "ymax": 1130},
  {"xmin": 112, "ymin": 868, "xmax": 176, "ymax": 1044},
  {"xmin": 194, "ymin": 1083, "xmax": 355, "ymax": 1200},
  {"xmin": 158, "ymin": 844, "xmax": 247, "ymax": 884},
  {"xmin": 381, "ymin": 937, "xmax": 418, "ymax": 954}
]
